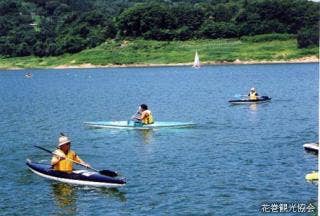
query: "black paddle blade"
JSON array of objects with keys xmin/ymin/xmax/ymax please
[{"xmin": 99, "ymin": 170, "xmax": 118, "ymax": 177}]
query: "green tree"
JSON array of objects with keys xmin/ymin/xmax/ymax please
[
  {"xmin": 297, "ymin": 26, "xmax": 319, "ymax": 48},
  {"xmin": 171, "ymin": 4, "xmax": 205, "ymax": 32},
  {"xmin": 199, "ymin": 20, "xmax": 238, "ymax": 38},
  {"xmin": 117, "ymin": 3, "xmax": 174, "ymax": 39}
]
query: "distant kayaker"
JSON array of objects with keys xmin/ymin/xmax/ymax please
[
  {"xmin": 25, "ymin": 73, "xmax": 32, "ymax": 78},
  {"xmin": 248, "ymin": 87, "xmax": 259, "ymax": 100},
  {"xmin": 51, "ymin": 135, "xmax": 90, "ymax": 172},
  {"xmin": 132, "ymin": 104, "xmax": 154, "ymax": 124}
]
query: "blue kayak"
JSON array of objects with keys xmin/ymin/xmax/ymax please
[
  {"xmin": 303, "ymin": 143, "xmax": 319, "ymax": 154},
  {"xmin": 229, "ymin": 96, "xmax": 271, "ymax": 104},
  {"xmin": 26, "ymin": 159, "xmax": 126, "ymax": 188},
  {"xmin": 84, "ymin": 121, "xmax": 196, "ymax": 129}
]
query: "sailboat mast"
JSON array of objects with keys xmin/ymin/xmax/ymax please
[{"xmin": 193, "ymin": 50, "xmax": 200, "ymax": 68}]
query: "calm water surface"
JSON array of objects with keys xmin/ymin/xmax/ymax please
[{"xmin": 0, "ymin": 63, "xmax": 318, "ymax": 215}]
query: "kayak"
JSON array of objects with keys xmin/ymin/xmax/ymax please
[
  {"xmin": 229, "ymin": 96, "xmax": 271, "ymax": 104},
  {"xmin": 305, "ymin": 171, "xmax": 318, "ymax": 181},
  {"xmin": 84, "ymin": 121, "xmax": 196, "ymax": 130},
  {"xmin": 303, "ymin": 142, "xmax": 319, "ymax": 154},
  {"xmin": 26, "ymin": 159, "xmax": 126, "ymax": 188}
]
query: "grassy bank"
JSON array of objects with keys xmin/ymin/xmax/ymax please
[{"xmin": 0, "ymin": 36, "xmax": 318, "ymax": 69}]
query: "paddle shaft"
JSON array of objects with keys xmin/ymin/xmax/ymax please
[
  {"xmin": 34, "ymin": 145, "xmax": 98, "ymax": 171},
  {"xmin": 234, "ymin": 94, "xmax": 248, "ymax": 98},
  {"xmin": 128, "ymin": 107, "xmax": 142, "ymax": 125},
  {"xmin": 34, "ymin": 145, "xmax": 118, "ymax": 177},
  {"xmin": 234, "ymin": 94, "xmax": 265, "ymax": 99},
  {"xmin": 131, "ymin": 107, "xmax": 142, "ymax": 119}
]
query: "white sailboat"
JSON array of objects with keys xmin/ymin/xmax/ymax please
[{"xmin": 192, "ymin": 51, "xmax": 200, "ymax": 69}]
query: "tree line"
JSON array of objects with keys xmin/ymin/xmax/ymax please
[{"xmin": 0, "ymin": 0, "xmax": 318, "ymax": 57}]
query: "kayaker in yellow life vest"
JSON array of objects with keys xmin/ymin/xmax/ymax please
[
  {"xmin": 51, "ymin": 135, "xmax": 90, "ymax": 173},
  {"xmin": 133, "ymin": 104, "xmax": 154, "ymax": 124},
  {"xmin": 248, "ymin": 87, "xmax": 259, "ymax": 100}
]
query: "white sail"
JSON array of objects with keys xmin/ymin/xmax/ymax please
[{"xmin": 193, "ymin": 51, "xmax": 200, "ymax": 68}]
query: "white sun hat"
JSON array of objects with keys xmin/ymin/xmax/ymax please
[{"xmin": 58, "ymin": 135, "xmax": 71, "ymax": 147}]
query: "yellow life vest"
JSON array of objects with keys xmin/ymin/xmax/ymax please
[
  {"xmin": 142, "ymin": 110, "xmax": 154, "ymax": 124},
  {"xmin": 53, "ymin": 149, "xmax": 79, "ymax": 172},
  {"xmin": 249, "ymin": 91, "xmax": 258, "ymax": 100}
]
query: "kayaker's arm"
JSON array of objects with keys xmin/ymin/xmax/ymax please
[
  {"xmin": 136, "ymin": 111, "xmax": 147, "ymax": 120},
  {"xmin": 131, "ymin": 111, "xmax": 141, "ymax": 120},
  {"xmin": 74, "ymin": 154, "xmax": 91, "ymax": 168},
  {"xmin": 131, "ymin": 115, "xmax": 140, "ymax": 120},
  {"xmin": 51, "ymin": 156, "xmax": 60, "ymax": 166},
  {"xmin": 51, "ymin": 150, "xmax": 66, "ymax": 166},
  {"xmin": 134, "ymin": 116, "xmax": 141, "ymax": 120}
]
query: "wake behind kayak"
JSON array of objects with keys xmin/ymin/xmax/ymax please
[
  {"xmin": 84, "ymin": 121, "xmax": 196, "ymax": 129},
  {"xmin": 26, "ymin": 159, "xmax": 126, "ymax": 188}
]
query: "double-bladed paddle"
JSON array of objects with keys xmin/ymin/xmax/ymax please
[
  {"xmin": 234, "ymin": 94, "xmax": 248, "ymax": 98},
  {"xmin": 128, "ymin": 106, "xmax": 142, "ymax": 125},
  {"xmin": 34, "ymin": 145, "xmax": 118, "ymax": 177}
]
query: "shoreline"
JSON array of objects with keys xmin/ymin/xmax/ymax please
[{"xmin": 1, "ymin": 56, "xmax": 318, "ymax": 70}]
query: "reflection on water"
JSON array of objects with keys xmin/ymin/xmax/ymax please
[
  {"xmin": 51, "ymin": 183, "xmax": 77, "ymax": 215},
  {"xmin": 52, "ymin": 182, "xmax": 128, "ymax": 204},
  {"xmin": 249, "ymin": 103, "xmax": 258, "ymax": 111},
  {"xmin": 137, "ymin": 130, "xmax": 154, "ymax": 144},
  {"xmin": 98, "ymin": 188, "xmax": 127, "ymax": 202},
  {"xmin": 51, "ymin": 183, "xmax": 127, "ymax": 214}
]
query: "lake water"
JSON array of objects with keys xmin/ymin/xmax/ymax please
[{"xmin": 0, "ymin": 63, "xmax": 318, "ymax": 215}]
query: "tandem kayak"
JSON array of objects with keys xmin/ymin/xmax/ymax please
[
  {"xmin": 26, "ymin": 159, "xmax": 126, "ymax": 188},
  {"xmin": 84, "ymin": 121, "xmax": 196, "ymax": 129},
  {"xmin": 229, "ymin": 96, "xmax": 271, "ymax": 104},
  {"xmin": 303, "ymin": 142, "xmax": 319, "ymax": 154}
]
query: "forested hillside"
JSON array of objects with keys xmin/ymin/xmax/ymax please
[{"xmin": 0, "ymin": 0, "xmax": 318, "ymax": 57}]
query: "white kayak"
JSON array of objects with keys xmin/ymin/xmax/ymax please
[{"xmin": 84, "ymin": 121, "xmax": 196, "ymax": 129}]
